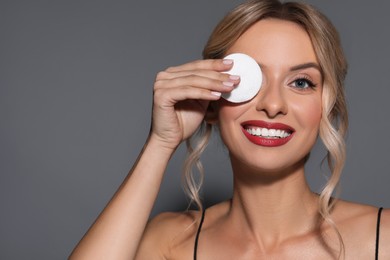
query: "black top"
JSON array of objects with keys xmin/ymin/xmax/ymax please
[{"xmin": 194, "ymin": 207, "xmax": 384, "ymax": 260}]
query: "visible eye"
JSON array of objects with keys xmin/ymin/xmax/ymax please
[{"xmin": 290, "ymin": 77, "xmax": 316, "ymax": 90}]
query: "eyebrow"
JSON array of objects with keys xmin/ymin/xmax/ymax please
[
  {"xmin": 289, "ymin": 62, "xmax": 322, "ymax": 72},
  {"xmin": 258, "ymin": 62, "xmax": 322, "ymax": 73}
]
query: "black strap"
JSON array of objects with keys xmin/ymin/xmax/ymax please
[
  {"xmin": 375, "ymin": 207, "xmax": 384, "ymax": 260},
  {"xmin": 193, "ymin": 210, "xmax": 206, "ymax": 260}
]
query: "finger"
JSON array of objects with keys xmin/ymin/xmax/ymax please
[
  {"xmin": 165, "ymin": 59, "xmax": 234, "ymax": 73},
  {"xmin": 154, "ymin": 86, "xmax": 222, "ymax": 107},
  {"xmin": 156, "ymin": 69, "xmax": 240, "ymax": 83},
  {"xmin": 154, "ymin": 74, "xmax": 238, "ymax": 94}
]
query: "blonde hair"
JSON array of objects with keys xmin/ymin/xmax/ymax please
[{"xmin": 183, "ymin": 0, "xmax": 348, "ymax": 257}]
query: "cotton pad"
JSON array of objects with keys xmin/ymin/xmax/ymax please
[{"xmin": 222, "ymin": 53, "xmax": 262, "ymax": 103}]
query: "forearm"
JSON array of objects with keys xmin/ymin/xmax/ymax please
[{"xmin": 69, "ymin": 135, "xmax": 174, "ymax": 260}]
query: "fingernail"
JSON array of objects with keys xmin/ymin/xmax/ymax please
[
  {"xmin": 223, "ymin": 59, "xmax": 233, "ymax": 65},
  {"xmin": 229, "ymin": 75, "xmax": 240, "ymax": 81},
  {"xmin": 211, "ymin": 91, "xmax": 222, "ymax": 97},
  {"xmin": 223, "ymin": 81, "xmax": 234, "ymax": 87}
]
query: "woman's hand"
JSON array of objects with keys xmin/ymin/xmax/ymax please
[{"xmin": 150, "ymin": 59, "xmax": 239, "ymax": 151}]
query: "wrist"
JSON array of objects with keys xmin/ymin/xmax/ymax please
[{"xmin": 146, "ymin": 133, "xmax": 179, "ymax": 156}]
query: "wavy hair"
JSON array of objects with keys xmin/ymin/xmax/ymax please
[{"xmin": 183, "ymin": 0, "xmax": 348, "ymax": 257}]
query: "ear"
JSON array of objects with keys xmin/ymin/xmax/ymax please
[{"xmin": 204, "ymin": 102, "xmax": 219, "ymax": 125}]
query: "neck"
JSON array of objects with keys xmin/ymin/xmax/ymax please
[{"xmin": 228, "ymin": 157, "xmax": 319, "ymax": 249}]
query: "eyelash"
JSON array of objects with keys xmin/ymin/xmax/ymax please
[{"xmin": 290, "ymin": 76, "xmax": 317, "ymax": 90}]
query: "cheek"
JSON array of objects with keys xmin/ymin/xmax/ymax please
[
  {"xmin": 291, "ymin": 96, "xmax": 322, "ymax": 131},
  {"xmin": 217, "ymin": 101, "xmax": 249, "ymax": 145},
  {"xmin": 217, "ymin": 100, "xmax": 248, "ymax": 123}
]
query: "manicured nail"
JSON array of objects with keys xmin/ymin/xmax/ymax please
[
  {"xmin": 211, "ymin": 91, "xmax": 222, "ymax": 97},
  {"xmin": 223, "ymin": 81, "xmax": 234, "ymax": 87},
  {"xmin": 223, "ymin": 59, "xmax": 233, "ymax": 65},
  {"xmin": 229, "ymin": 75, "xmax": 240, "ymax": 81}
]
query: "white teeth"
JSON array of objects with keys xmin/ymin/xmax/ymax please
[
  {"xmin": 262, "ymin": 128, "xmax": 269, "ymax": 137},
  {"xmin": 245, "ymin": 127, "xmax": 291, "ymax": 138}
]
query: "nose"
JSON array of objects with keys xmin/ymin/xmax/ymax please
[{"xmin": 255, "ymin": 79, "xmax": 288, "ymax": 118}]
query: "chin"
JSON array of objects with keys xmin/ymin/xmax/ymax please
[{"xmin": 230, "ymin": 151, "xmax": 308, "ymax": 179}]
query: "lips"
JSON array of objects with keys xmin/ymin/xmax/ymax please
[{"xmin": 241, "ymin": 120, "xmax": 295, "ymax": 147}]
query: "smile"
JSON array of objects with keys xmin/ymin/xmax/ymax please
[
  {"xmin": 241, "ymin": 120, "xmax": 295, "ymax": 147},
  {"xmin": 245, "ymin": 127, "xmax": 291, "ymax": 139}
]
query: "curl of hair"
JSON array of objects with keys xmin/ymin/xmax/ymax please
[
  {"xmin": 183, "ymin": 121, "xmax": 212, "ymax": 213},
  {"xmin": 183, "ymin": 0, "xmax": 348, "ymax": 257}
]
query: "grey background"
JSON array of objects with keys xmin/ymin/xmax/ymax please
[{"xmin": 1, "ymin": 0, "xmax": 389, "ymax": 259}]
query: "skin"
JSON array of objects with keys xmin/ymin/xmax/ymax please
[{"xmin": 70, "ymin": 19, "xmax": 390, "ymax": 260}]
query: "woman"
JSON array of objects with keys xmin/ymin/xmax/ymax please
[{"xmin": 70, "ymin": 0, "xmax": 389, "ymax": 259}]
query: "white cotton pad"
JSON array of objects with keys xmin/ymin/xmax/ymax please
[{"xmin": 222, "ymin": 53, "xmax": 262, "ymax": 103}]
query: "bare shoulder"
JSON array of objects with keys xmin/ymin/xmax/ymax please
[
  {"xmin": 332, "ymin": 200, "xmax": 379, "ymax": 221},
  {"xmin": 331, "ymin": 200, "xmax": 389, "ymax": 258},
  {"xmin": 378, "ymin": 208, "xmax": 390, "ymax": 259},
  {"xmin": 331, "ymin": 200, "xmax": 378, "ymax": 242},
  {"xmin": 135, "ymin": 210, "xmax": 201, "ymax": 260}
]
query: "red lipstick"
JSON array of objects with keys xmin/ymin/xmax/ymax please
[{"xmin": 241, "ymin": 120, "xmax": 295, "ymax": 147}]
